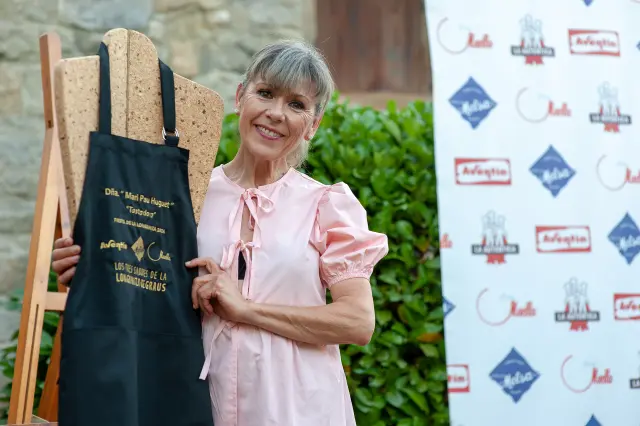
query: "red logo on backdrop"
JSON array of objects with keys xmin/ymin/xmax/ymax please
[
  {"xmin": 614, "ymin": 294, "xmax": 640, "ymax": 320},
  {"xmin": 589, "ymin": 82, "xmax": 632, "ymax": 133},
  {"xmin": 596, "ymin": 155, "xmax": 640, "ymax": 191},
  {"xmin": 561, "ymin": 355, "xmax": 613, "ymax": 393},
  {"xmin": 568, "ymin": 30, "xmax": 621, "ymax": 56},
  {"xmin": 555, "ymin": 278, "xmax": 600, "ymax": 331},
  {"xmin": 472, "ymin": 211, "xmax": 519, "ymax": 264},
  {"xmin": 535, "ymin": 226, "xmax": 592, "ymax": 253},
  {"xmin": 448, "ymin": 364, "xmax": 470, "ymax": 393},
  {"xmin": 455, "ymin": 158, "xmax": 512, "ymax": 185},
  {"xmin": 440, "ymin": 233, "xmax": 453, "ymax": 248},
  {"xmin": 515, "ymin": 87, "xmax": 571, "ymax": 123},
  {"xmin": 476, "ymin": 288, "xmax": 536, "ymax": 326},
  {"xmin": 511, "ymin": 14, "xmax": 555, "ymax": 65},
  {"xmin": 436, "ymin": 18, "xmax": 493, "ymax": 54}
]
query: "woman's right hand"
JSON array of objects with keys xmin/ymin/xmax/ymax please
[{"xmin": 51, "ymin": 237, "xmax": 81, "ymax": 285}]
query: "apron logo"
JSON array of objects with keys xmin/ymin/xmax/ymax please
[
  {"xmin": 147, "ymin": 242, "xmax": 172, "ymax": 262},
  {"xmin": 131, "ymin": 236, "xmax": 146, "ymax": 262},
  {"xmin": 99, "ymin": 240, "xmax": 128, "ymax": 251}
]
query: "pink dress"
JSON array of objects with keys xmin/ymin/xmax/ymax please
[{"xmin": 196, "ymin": 165, "xmax": 389, "ymax": 426}]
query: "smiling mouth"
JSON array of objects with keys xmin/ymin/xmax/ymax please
[{"xmin": 255, "ymin": 125, "xmax": 284, "ymax": 139}]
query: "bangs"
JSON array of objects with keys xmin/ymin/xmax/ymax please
[{"xmin": 244, "ymin": 40, "xmax": 334, "ymax": 114}]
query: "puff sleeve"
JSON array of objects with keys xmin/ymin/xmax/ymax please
[{"xmin": 311, "ymin": 182, "xmax": 389, "ymax": 288}]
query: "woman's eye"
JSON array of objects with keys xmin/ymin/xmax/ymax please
[
  {"xmin": 257, "ymin": 89, "xmax": 272, "ymax": 98},
  {"xmin": 290, "ymin": 101, "xmax": 304, "ymax": 110}
]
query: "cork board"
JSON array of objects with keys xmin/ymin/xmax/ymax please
[{"xmin": 54, "ymin": 28, "xmax": 224, "ymax": 227}]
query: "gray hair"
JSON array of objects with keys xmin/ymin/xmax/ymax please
[{"xmin": 240, "ymin": 40, "xmax": 335, "ymax": 169}]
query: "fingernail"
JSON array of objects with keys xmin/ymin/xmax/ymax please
[{"xmin": 185, "ymin": 261, "xmax": 191, "ymax": 266}]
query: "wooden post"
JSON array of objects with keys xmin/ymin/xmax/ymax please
[{"xmin": 7, "ymin": 32, "xmax": 70, "ymax": 425}]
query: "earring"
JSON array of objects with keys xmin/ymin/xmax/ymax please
[{"xmin": 234, "ymin": 107, "xmax": 239, "ymax": 114}]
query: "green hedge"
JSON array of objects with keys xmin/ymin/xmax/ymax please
[{"xmin": 0, "ymin": 95, "xmax": 448, "ymax": 425}]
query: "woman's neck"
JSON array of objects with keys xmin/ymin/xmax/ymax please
[{"xmin": 223, "ymin": 147, "xmax": 289, "ymax": 189}]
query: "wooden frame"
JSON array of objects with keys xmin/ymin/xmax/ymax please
[{"xmin": 7, "ymin": 32, "xmax": 70, "ymax": 425}]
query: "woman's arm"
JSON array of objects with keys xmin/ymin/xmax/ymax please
[{"xmin": 240, "ymin": 278, "xmax": 375, "ymax": 346}]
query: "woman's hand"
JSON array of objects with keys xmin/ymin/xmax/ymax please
[
  {"xmin": 186, "ymin": 257, "xmax": 251, "ymax": 323},
  {"xmin": 51, "ymin": 237, "xmax": 82, "ymax": 285}
]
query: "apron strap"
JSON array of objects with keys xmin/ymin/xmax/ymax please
[
  {"xmin": 159, "ymin": 60, "xmax": 180, "ymax": 147},
  {"xmin": 97, "ymin": 42, "xmax": 180, "ymax": 147},
  {"xmin": 98, "ymin": 42, "xmax": 112, "ymax": 135}
]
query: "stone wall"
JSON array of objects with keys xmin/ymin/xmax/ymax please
[{"xmin": 0, "ymin": 0, "xmax": 315, "ymax": 398}]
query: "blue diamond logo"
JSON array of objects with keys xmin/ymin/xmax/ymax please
[
  {"xmin": 449, "ymin": 77, "xmax": 497, "ymax": 129},
  {"xmin": 489, "ymin": 348, "xmax": 540, "ymax": 403},
  {"xmin": 637, "ymin": 41, "xmax": 640, "ymax": 51},
  {"xmin": 530, "ymin": 145, "xmax": 576, "ymax": 197},
  {"xmin": 586, "ymin": 415, "xmax": 602, "ymax": 426},
  {"xmin": 583, "ymin": 0, "xmax": 594, "ymax": 5},
  {"xmin": 443, "ymin": 297, "xmax": 455, "ymax": 318},
  {"xmin": 608, "ymin": 213, "xmax": 640, "ymax": 265}
]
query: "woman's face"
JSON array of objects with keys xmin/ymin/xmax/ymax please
[{"xmin": 235, "ymin": 79, "xmax": 321, "ymax": 163}]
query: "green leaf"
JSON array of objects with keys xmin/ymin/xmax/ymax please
[
  {"xmin": 419, "ymin": 344, "xmax": 440, "ymax": 358},
  {"xmin": 402, "ymin": 388, "xmax": 429, "ymax": 412}
]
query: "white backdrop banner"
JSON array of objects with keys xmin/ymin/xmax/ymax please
[{"xmin": 424, "ymin": 0, "xmax": 640, "ymax": 425}]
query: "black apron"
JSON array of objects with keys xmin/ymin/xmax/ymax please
[{"xmin": 58, "ymin": 42, "xmax": 214, "ymax": 426}]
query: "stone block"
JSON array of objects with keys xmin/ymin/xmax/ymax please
[
  {"xmin": 170, "ymin": 40, "xmax": 199, "ymax": 78},
  {"xmin": 0, "ymin": 298, "xmax": 20, "ymax": 348},
  {"xmin": 206, "ymin": 9, "xmax": 231, "ymax": 26},
  {"xmin": 199, "ymin": 35, "xmax": 252, "ymax": 75},
  {"xmin": 194, "ymin": 69, "xmax": 240, "ymax": 113},
  {"xmin": 59, "ymin": 0, "xmax": 153, "ymax": 31},
  {"xmin": 248, "ymin": 0, "xmax": 301, "ymax": 28},
  {"xmin": 0, "ymin": 234, "xmax": 31, "ymax": 293},
  {"xmin": 155, "ymin": 0, "xmax": 223, "ymax": 13}
]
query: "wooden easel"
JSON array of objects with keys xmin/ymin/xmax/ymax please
[
  {"xmin": 9, "ymin": 28, "xmax": 224, "ymax": 424},
  {"xmin": 8, "ymin": 32, "xmax": 71, "ymax": 426}
]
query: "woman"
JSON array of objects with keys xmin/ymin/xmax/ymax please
[{"xmin": 51, "ymin": 39, "xmax": 389, "ymax": 426}]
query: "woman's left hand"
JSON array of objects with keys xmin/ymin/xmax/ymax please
[{"xmin": 186, "ymin": 257, "xmax": 251, "ymax": 323}]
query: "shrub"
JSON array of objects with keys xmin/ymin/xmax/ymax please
[{"xmin": 0, "ymin": 95, "xmax": 448, "ymax": 425}]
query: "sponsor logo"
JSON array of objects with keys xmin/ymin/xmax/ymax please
[
  {"xmin": 569, "ymin": 29, "xmax": 620, "ymax": 56},
  {"xmin": 455, "ymin": 158, "xmax": 512, "ymax": 185},
  {"xmin": 535, "ymin": 226, "xmax": 592, "ymax": 253},
  {"xmin": 586, "ymin": 415, "xmax": 602, "ymax": 426},
  {"xmin": 583, "ymin": 0, "xmax": 594, "ymax": 5},
  {"xmin": 131, "ymin": 236, "xmax": 145, "ymax": 262},
  {"xmin": 608, "ymin": 213, "xmax": 640, "ymax": 265},
  {"xmin": 435, "ymin": 17, "xmax": 493, "ymax": 54},
  {"xmin": 443, "ymin": 297, "xmax": 455, "ymax": 318},
  {"xmin": 515, "ymin": 87, "xmax": 571, "ymax": 123},
  {"xmin": 449, "ymin": 77, "xmax": 497, "ymax": 129},
  {"xmin": 489, "ymin": 348, "xmax": 540, "ymax": 403},
  {"xmin": 596, "ymin": 155, "xmax": 640, "ymax": 191},
  {"xmin": 530, "ymin": 145, "xmax": 576, "ymax": 197},
  {"xmin": 440, "ymin": 233, "xmax": 453, "ymax": 248},
  {"xmin": 589, "ymin": 82, "xmax": 632, "ymax": 132},
  {"xmin": 472, "ymin": 211, "xmax": 520, "ymax": 264},
  {"xmin": 476, "ymin": 288, "xmax": 535, "ymax": 326},
  {"xmin": 99, "ymin": 240, "xmax": 128, "ymax": 251},
  {"xmin": 448, "ymin": 364, "xmax": 470, "ymax": 393},
  {"xmin": 614, "ymin": 294, "xmax": 640, "ymax": 321},
  {"xmin": 555, "ymin": 277, "xmax": 600, "ymax": 331},
  {"xmin": 561, "ymin": 355, "xmax": 613, "ymax": 393},
  {"xmin": 511, "ymin": 15, "xmax": 555, "ymax": 65}
]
